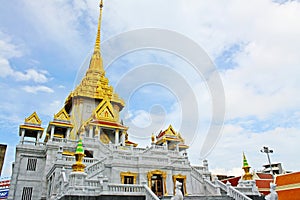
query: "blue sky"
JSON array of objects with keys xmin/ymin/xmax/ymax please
[{"xmin": 1, "ymin": 0, "xmax": 300, "ymax": 177}]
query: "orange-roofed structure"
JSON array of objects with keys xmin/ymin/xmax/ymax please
[{"xmin": 275, "ymin": 171, "xmax": 300, "ymax": 200}]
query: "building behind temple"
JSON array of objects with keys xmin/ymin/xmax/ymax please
[{"xmin": 8, "ymin": 1, "xmax": 258, "ymax": 200}]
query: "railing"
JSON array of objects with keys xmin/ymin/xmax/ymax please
[
  {"xmin": 171, "ymin": 158, "xmax": 188, "ymax": 166},
  {"xmin": 215, "ymin": 180, "xmax": 252, "ymax": 200},
  {"xmin": 141, "ymin": 156, "xmax": 168, "ymax": 163},
  {"xmin": 191, "ymin": 166, "xmax": 204, "ymax": 183},
  {"xmin": 52, "ymin": 138, "xmax": 67, "ymax": 143},
  {"xmin": 85, "ymin": 158, "xmax": 106, "ymax": 178},
  {"xmin": 97, "ymin": 140, "xmax": 112, "ymax": 153},
  {"xmin": 21, "ymin": 140, "xmax": 45, "ymax": 146},
  {"xmin": 108, "ymin": 184, "xmax": 144, "ymax": 192},
  {"xmin": 152, "ymin": 145, "xmax": 166, "ymax": 151},
  {"xmin": 86, "ymin": 180, "xmax": 101, "ymax": 187},
  {"xmin": 204, "ymin": 179, "xmax": 221, "ymax": 195},
  {"xmin": 143, "ymin": 185, "xmax": 160, "ymax": 200},
  {"xmin": 107, "ymin": 184, "xmax": 159, "ymax": 200},
  {"xmin": 61, "ymin": 156, "xmax": 97, "ymax": 164},
  {"xmin": 133, "ymin": 147, "xmax": 147, "ymax": 153}
]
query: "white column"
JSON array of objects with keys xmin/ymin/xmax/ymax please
[
  {"xmin": 36, "ymin": 131, "xmax": 41, "ymax": 145},
  {"xmin": 66, "ymin": 128, "xmax": 71, "ymax": 140},
  {"xmin": 97, "ymin": 127, "xmax": 101, "ymax": 141},
  {"xmin": 89, "ymin": 126, "xmax": 93, "ymax": 138},
  {"xmin": 115, "ymin": 129, "xmax": 119, "ymax": 145},
  {"xmin": 20, "ymin": 129, "xmax": 25, "ymax": 144},
  {"xmin": 121, "ymin": 131, "xmax": 126, "ymax": 146},
  {"xmin": 176, "ymin": 143, "xmax": 179, "ymax": 152},
  {"xmin": 50, "ymin": 126, "xmax": 55, "ymax": 141}
]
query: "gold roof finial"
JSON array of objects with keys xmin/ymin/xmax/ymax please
[{"xmin": 94, "ymin": 0, "xmax": 103, "ymax": 54}]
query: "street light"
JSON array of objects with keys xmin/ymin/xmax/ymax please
[{"xmin": 260, "ymin": 146, "xmax": 274, "ymax": 177}]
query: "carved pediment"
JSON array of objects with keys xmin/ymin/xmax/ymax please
[
  {"xmin": 54, "ymin": 108, "xmax": 70, "ymax": 121},
  {"xmin": 25, "ymin": 112, "xmax": 42, "ymax": 125},
  {"xmin": 93, "ymin": 99, "xmax": 117, "ymax": 122}
]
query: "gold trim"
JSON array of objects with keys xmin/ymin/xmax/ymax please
[
  {"xmin": 172, "ymin": 174, "xmax": 187, "ymax": 196},
  {"xmin": 120, "ymin": 171, "xmax": 138, "ymax": 184},
  {"xmin": 276, "ymin": 183, "xmax": 300, "ymax": 191},
  {"xmin": 19, "ymin": 125, "xmax": 44, "ymax": 131},
  {"xmin": 62, "ymin": 151, "xmax": 75, "ymax": 156},
  {"xmin": 49, "ymin": 122, "xmax": 73, "ymax": 128},
  {"xmin": 147, "ymin": 170, "xmax": 167, "ymax": 196}
]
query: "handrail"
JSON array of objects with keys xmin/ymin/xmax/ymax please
[
  {"xmin": 190, "ymin": 166, "xmax": 204, "ymax": 183},
  {"xmin": 106, "ymin": 183, "xmax": 159, "ymax": 200},
  {"xmin": 85, "ymin": 157, "xmax": 107, "ymax": 178},
  {"xmin": 204, "ymin": 179, "xmax": 221, "ymax": 195},
  {"xmin": 143, "ymin": 185, "xmax": 160, "ymax": 200},
  {"xmin": 215, "ymin": 180, "xmax": 252, "ymax": 200}
]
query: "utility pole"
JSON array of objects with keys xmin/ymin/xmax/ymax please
[{"xmin": 260, "ymin": 146, "xmax": 274, "ymax": 178}]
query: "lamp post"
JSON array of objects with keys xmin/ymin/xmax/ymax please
[{"xmin": 260, "ymin": 146, "xmax": 274, "ymax": 177}]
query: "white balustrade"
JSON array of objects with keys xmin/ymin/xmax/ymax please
[
  {"xmin": 204, "ymin": 179, "xmax": 221, "ymax": 195},
  {"xmin": 85, "ymin": 158, "xmax": 106, "ymax": 178},
  {"xmin": 215, "ymin": 180, "xmax": 252, "ymax": 200}
]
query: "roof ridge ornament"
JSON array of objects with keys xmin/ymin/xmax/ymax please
[{"xmin": 94, "ymin": 0, "xmax": 103, "ymax": 54}]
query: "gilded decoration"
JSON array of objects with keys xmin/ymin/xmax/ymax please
[
  {"xmin": 100, "ymin": 132, "xmax": 110, "ymax": 144},
  {"xmin": 94, "ymin": 99, "xmax": 117, "ymax": 122},
  {"xmin": 54, "ymin": 108, "xmax": 70, "ymax": 121},
  {"xmin": 24, "ymin": 112, "xmax": 42, "ymax": 125},
  {"xmin": 120, "ymin": 171, "xmax": 138, "ymax": 184},
  {"xmin": 147, "ymin": 170, "xmax": 168, "ymax": 196},
  {"xmin": 172, "ymin": 174, "xmax": 187, "ymax": 195}
]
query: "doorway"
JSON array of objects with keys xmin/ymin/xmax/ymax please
[{"xmin": 151, "ymin": 175, "xmax": 163, "ymax": 196}]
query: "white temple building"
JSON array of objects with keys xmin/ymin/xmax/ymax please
[{"xmin": 8, "ymin": 1, "xmax": 256, "ymax": 200}]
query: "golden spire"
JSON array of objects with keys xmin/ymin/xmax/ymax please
[{"xmin": 94, "ymin": 0, "xmax": 103, "ymax": 54}]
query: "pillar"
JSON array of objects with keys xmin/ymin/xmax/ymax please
[
  {"xmin": 115, "ymin": 129, "xmax": 119, "ymax": 145},
  {"xmin": 36, "ymin": 131, "xmax": 41, "ymax": 145},
  {"xmin": 50, "ymin": 126, "xmax": 55, "ymax": 141},
  {"xmin": 20, "ymin": 129, "xmax": 25, "ymax": 144},
  {"xmin": 89, "ymin": 126, "xmax": 93, "ymax": 138},
  {"xmin": 176, "ymin": 143, "xmax": 179, "ymax": 152},
  {"xmin": 66, "ymin": 128, "xmax": 71, "ymax": 140},
  {"xmin": 121, "ymin": 131, "xmax": 126, "ymax": 146},
  {"xmin": 97, "ymin": 127, "xmax": 101, "ymax": 141}
]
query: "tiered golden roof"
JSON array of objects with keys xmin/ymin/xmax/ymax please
[{"xmin": 64, "ymin": 0, "xmax": 124, "ymax": 110}]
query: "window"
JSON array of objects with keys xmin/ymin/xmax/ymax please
[
  {"xmin": 26, "ymin": 158, "xmax": 37, "ymax": 171},
  {"xmin": 21, "ymin": 187, "xmax": 33, "ymax": 200},
  {"xmin": 124, "ymin": 176, "xmax": 134, "ymax": 184}
]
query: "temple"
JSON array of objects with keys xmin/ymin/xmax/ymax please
[{"xmin": 8, "ymin": 1, "xmax": 256, "ymax": 200}]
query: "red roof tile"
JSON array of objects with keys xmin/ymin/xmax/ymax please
[
  {"xmin": 221, "ymin": 176, "xmax": 241, "ymax": 186},
  {"xmin": 256, "ymin": 173, "xmax": 273, "ymax": 180}
]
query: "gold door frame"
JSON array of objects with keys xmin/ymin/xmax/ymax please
[
  {"xmin": 147, "ymin": 170, "xmax": 167, "ymax": 196},
  {"xmin": 120, "ymin": 171, "xmax": 137, "ymax": 184},
  {"xmin": 172, "ymin": 174, "xmax": 187, "ymax": 196}
]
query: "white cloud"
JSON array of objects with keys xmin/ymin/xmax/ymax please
[
  {"xmin": 0, "ymin": 58, "xmax": 14, "ymax": 78},
  {"xmin": 22, "ymin": 85, "xmax": 54, "ymax": 94},
  {"xmin": 14, "ymin": 69, "xmax": 49, "ymax": 83},
  {"xmin": 0, "ymin": 32, "xmax": 50, "ymax": 83}
]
